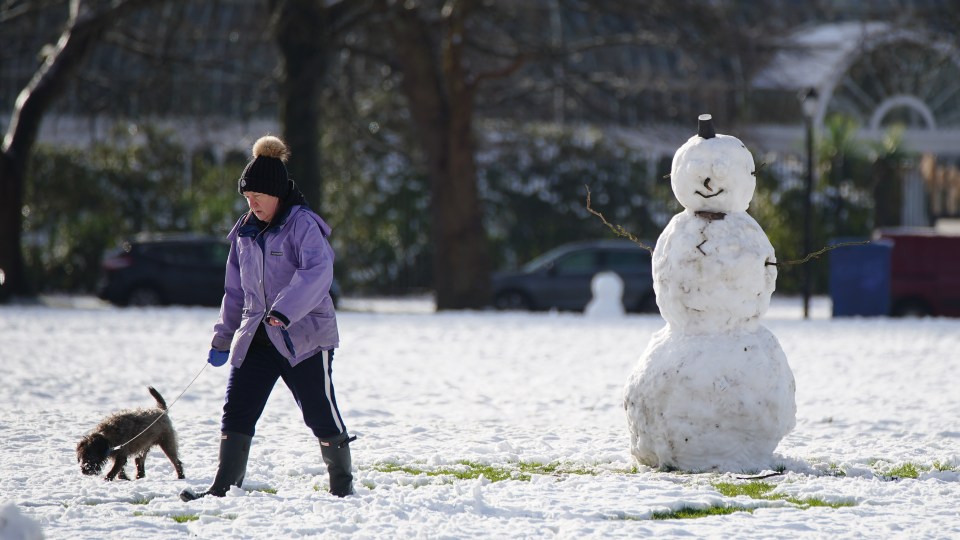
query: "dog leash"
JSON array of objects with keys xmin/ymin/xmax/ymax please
[{"xmin": 109, "ymin": 362, "xmax": 209, "ymax": 455}]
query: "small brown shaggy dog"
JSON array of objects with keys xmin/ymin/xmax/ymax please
[{"xmin": 76, "ymin": 386, "xmax": 185, "ymax": 481}]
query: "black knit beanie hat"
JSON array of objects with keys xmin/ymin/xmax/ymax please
[{"xmin": 238, "ymin": 135, "xmax": 291, "ymax": 199}]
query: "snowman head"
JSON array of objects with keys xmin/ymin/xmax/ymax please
[{"xmin": 670, "ymin": 114, "xmax": 756, "ymax": 213}]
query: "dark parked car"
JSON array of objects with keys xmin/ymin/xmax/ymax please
[
  {"xmin": 97, "ymin": 234, "xmax": 341, "ymax": 307},
  {"xmin": 491, "ymin": 239, "xmax": 656, "ymax": 313},
  {"xmin": 97, "ymin": 234, "xmax": 232, "ymax": 307}
]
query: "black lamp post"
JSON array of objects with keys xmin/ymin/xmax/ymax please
[{"xmin": 799, "ymin": 87, "xmax": 818, "ymax": 319}]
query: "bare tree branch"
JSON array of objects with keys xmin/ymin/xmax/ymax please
[
  {"xmin": 771, "ymin": 241, "xmax": 871, "ymax": 267},
  {"xmin": 472, "ymin": 54, "xmax": 527, "ymax": 86},
  {"xmin": 2, "ymin": 0, "xmax": 167, "ymax": 298},
  {"xmin": 584, "ymin": 185, "xmax": 654, "ymax": 252}
]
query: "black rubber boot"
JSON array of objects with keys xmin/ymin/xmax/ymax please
[
  {"xmin": 179, "ymin": 431, "xmax": 252, "ymax": 502},
  {"xmin": 319, "ymin": 432, "xmax": 355, "ymax": 497}
]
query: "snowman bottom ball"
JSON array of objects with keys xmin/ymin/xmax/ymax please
[{"xmin": 623, "ymin": 326, "xmax": 796, "ymax": 472}]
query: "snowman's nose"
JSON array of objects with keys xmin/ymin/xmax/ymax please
[{"xmin": 703, "ymin": 177, "xmax": 714, "ymax": 192}]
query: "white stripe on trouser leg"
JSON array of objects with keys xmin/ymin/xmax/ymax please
[{"xmin": 323, "ymin": 349, "xmax": 345, "ymax": 433}]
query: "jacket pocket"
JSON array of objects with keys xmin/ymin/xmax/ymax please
[{"xmin": 285, "ymin": 311, "xmax": 337, "ymax": 356}]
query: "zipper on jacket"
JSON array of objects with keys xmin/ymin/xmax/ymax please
[
  {"xmin": 252, "ymin": 225, "xmax": 297, "ymax": 359},
  {"xmin": 280, "ymin": 328, "xmax": 296, "ymax": 358}
]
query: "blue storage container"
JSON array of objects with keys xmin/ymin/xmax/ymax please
[{"xmin": 828, "ymin": 238, "xmax": 893, "ymax": 317}]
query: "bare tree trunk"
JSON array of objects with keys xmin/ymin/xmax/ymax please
[
  {"xmin": 270, "ymin": 0, "xmax": 325, "ymax": 211},
  {"xmin": 269, "ymin": 0, "xmax": 374, "ymax": 215},
  {"xmin": 0, "ymin": 152, "xmax": 21, "ymax": 301},
  {"xmin": 383, "ymin": 0, "xmax": 493, "ymax": 310},
  {"xmin": 0, "ymin": 0, "xmax": 166, "ymax": 300}
]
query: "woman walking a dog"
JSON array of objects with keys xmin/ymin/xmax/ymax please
[{"xmin": 180, "ymin": 135, "xmax": 354, "ymax": 501}]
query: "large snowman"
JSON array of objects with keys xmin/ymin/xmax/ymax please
[{"xmin": 623, "ymin": 114, "xmax": 796, "ymax": 472}]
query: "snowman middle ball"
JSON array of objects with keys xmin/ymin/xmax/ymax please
[{"xmin": 654, "ymin": 212, "xmax": 777, "ymax": 334}]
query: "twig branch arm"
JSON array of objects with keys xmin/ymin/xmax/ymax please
[
  {"xmin": 768, "ymin": 240, "xmax": 871, "ymax": 266},
  {"xmin": 584, "ymin": 185, "xmax": 654, "ymax": 252}
]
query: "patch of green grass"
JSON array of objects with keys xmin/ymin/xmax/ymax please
[
  {"xmin": 518, "ymin": 461, "xmax": 599, "ymax": 478},
  {"xmin": 932, "ymin": 461, "xmax": 957, "ymax": 472},
  {"xmin": 372, "ymin": 460, "xmax": 513, "ymax": 482},
  {"xmin": 886, "ymin": 463, "xmax": 920, "ymax": 479},
  {"xmin": 713, "ymin": 481, "xmax": 854, "ymax": 510},
  {"xmin": 252, "ymin": 487, "xmax": 278, "ymax": 495},
  {"xmin": 714, "ymin": 481, "xmax": 776, "ymax": 499},
  {"xmin": 371, "ymin": 460, "xmax": 603, "ymax": 483},
  {"xmin": 874, "ymin": 460, "xmax": 943, "ymax": 479},
  {"xmin": 134, "ymin": 511, "xmax": 235, "ymax": 522},
  {"xmin": 785, "ymin": 496, "xmax": 850, "ymax": 508},
  {"xmin": 870, "ymin": 460, "xmax": 958, "ymax": 479},
  {"xmin": 652, "ymin": 505, "xmax": 750, "ymax": 520},
  {"xmin": 130, "ymin": 495, "xmax": 151, "ymax": 505}
]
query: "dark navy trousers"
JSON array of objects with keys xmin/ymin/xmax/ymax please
[{"xmin": 221, "ymin": 341, "xmax": 346, "ymax": 439}]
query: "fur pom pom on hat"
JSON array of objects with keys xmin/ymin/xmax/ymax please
[
  {"xmin": 238, "ymin": 135, "xmax": 291, "ymax": 198},
  {"xmin": 252, "ymin": 136, "xmax": 290, "ymax": 161}
]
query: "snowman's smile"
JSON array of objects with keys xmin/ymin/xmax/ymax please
[{"xmin": 695, "ymin": 188, "xmax": 724, "ymax": 198}]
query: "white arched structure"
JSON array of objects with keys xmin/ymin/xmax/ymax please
[
  {"xmin": 869, "ymin": 95, "xmax": 937, "ymax": 131},
  {"xmin": 749, "ymin": 22, "xmax": 960, "ymax": 227},
  {"xmin": 751, "ymin": 21, "xmax": 960, "ymax": 155}
]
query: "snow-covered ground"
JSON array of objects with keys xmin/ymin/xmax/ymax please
[{"xmin": 1, "ymin": 295, "xmax": 958, "ymax": 539}]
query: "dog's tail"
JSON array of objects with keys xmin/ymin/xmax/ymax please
[{"xmin": 148, "ymin": 386, "xmax": 168, "ymax": 410}]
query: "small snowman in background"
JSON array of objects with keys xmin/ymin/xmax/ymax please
[
  {"xmin": 584, "ymin": 271, "xmax": 626, "ymax": 318},
  {"xmin": 623, "ymin": 114, "xmax": 796, "ymax": 472}
]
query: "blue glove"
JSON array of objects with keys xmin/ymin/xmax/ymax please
[{"xmin": 207, "ymin": 348, "xmax": 229, "ymax": 367}]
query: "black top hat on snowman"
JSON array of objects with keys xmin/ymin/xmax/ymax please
[{"xmin": 697, "ymin": 114, "xmax": 716, "ymax": 139}]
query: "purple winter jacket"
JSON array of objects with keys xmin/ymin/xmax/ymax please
[{"xmin": 211, "ymin": 204, "xmax": 339, "ymax": 368}]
